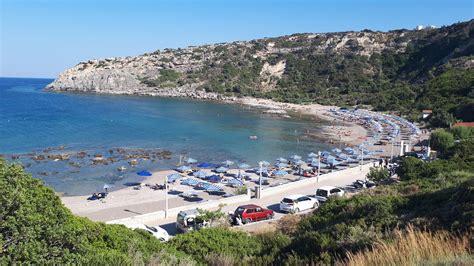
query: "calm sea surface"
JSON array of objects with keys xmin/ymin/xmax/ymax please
[{"xmin": 0, "ymin": 77, "xmax": 330, "ymax": 195}]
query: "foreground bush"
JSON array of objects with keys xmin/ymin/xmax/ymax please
[
  {"xmin": 343, "ymin": 226, "xmax": 472, "ymax": 265},
  {"xmin": 0, "ymin": 159, "xmax": 190, "ymax": 265}
]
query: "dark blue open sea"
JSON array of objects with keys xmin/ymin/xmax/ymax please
[{"xmin": 0, "ymin": 77, "xmax": 330, "ymax": 195}]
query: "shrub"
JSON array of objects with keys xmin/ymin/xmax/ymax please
[{"xmin": 430, "ymin": 129, "xmax": 455, "ymax": 155}]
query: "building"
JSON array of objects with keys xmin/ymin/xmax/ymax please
[
  {"xmin": 453, "ymin": 122, "xmax": 474, "ymax": 127},
  {"xmin": 422, "ymin": 109, "xmax": 433, "ymax": 119}
]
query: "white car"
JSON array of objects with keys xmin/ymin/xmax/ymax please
[
  {"xmin": 279, "ymin": 194, "xmax": 319, "ymax": 213},
  {"xmin": 315, "ymin": 186, "xmax": 345, "ymax": 203},
  {"xmin": 126, "ymin": 223, "xmax": 170, "ymax": 242}
]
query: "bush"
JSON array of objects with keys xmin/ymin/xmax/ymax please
[
  {"xmin": 367, "ymin": 167, "xmax": 390, "ymax": 182},
  {"xmin": 430, "ymin": 129, "xmax": 455, "ymax": 155},
  {"xmin": 0, "ymin": 159, "xmax": 189, "ymax": 264},
  {"xmin": 169, "ymin": 227, "xmax": 261, "ymax": 263}
]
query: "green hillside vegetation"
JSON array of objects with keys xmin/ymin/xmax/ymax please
[
  {"xmin": 0, "ymin": 159, "xmax": 192, "ymax": 265},
  {"xmin": 1, "ymin": 127, "xmax": 472, "ymax": 264}
]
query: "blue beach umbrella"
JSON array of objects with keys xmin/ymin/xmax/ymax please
[
  {"xmin": 185, "ymin": 157, "xmax": 197, "ymax": 164},
  {"xmin": 294, "ymin": 159, "xmax": 305, "ymax": 165},
  {"xmin": 181, "ymin": 178, "xmax": 199, "ymax": 186},
  {"xmin": 227, "ymin": 178, "xmax": 243, "ymax": 187},
  {"xmin": 307, "ymin": 152, "xmax": 318, "ymax": 158},
  {"xmin": 331, "ymin": 148, "xmax": 342, "ymax": 154},
  {"xmin": 276, "ymin": 157, "xmax": 288, "ymax": 163},
  {"xmin": 206, "ymin": 184, "xmax": 223, "ymax": 192},
  {"xmin": 259, "ymin": 161, "xmax": 270, "ymax": 167},
  {"xmin": 327, "ymin": 158, "xmax": 341, "ymax": 166},
  {"xmin": 344, "ymin": 147, "xmax": 355, "ymax": 154},
  {"xmin": 274, "ymin": 170, "xmax": 288, "ymax": 176},
  {"xmin": 275, "ymin": 162, "xmax": 288, "ymax": 169},
  {"xmin": 196, "ymin": 181, "xmax": 211, "ymax": 189},
  {"xmin": 238, "ymin": 163, "xmax": 250, "ymax": 169},
  {"xmin": 176, "ymin": 165, "xmax": 191, "ymax": 172},
  {"xmin": 197, "ymin": 162, "xmax": 212, "ymax": 168},
  {"xmin": 207, "ymin": 175, "xmax": 222, "ymax": 183},
  {"xmin": 222, "ymin": 160, "xmax": 234, "ymax": 167},
  {"xmin": 289, "ymin": 155, "xmax": 302, "ymax": 161},
  {"xmin": 167, "ymin": 173, "xmax": 182, "ymax": 183},
  {"xmin": 311, "ymin": 161, "xmax": 327, "ymax": 168},
  {"xmin": 215, "ymin": 166, "xmax": 229, "ymax": 173},
  {"xmin": 137, "ymin": 170, "xmax": 152, "ymax": 177},
  {"xmin": 320, "ymin": 151, "xmax": 331, "ymax": 157},
  {"xmin": 193, "ymin": 171, "xmax": 207, "ymax": 179}
]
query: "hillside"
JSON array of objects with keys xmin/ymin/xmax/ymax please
[{"xmin": 46, "ymin": 20, "xmax": 474, "ymax": 122}]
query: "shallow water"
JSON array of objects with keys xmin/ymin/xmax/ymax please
[{"xmin": 0, "ymin": 77, "xmax": 330, "ymax": 195}]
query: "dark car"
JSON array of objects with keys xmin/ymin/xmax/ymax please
[{"xmin": 232, "ymin": 204, "xmax": 274, "ymax": 224}]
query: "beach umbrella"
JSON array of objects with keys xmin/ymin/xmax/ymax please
[
  {"xmin": 274, "ymin": 170, "xmax": 288, "ymax": 176},
  {"xmin": 326, "ymin": 155, "xmax": 336, "ymax": 161},
  {"xmin": 338, "ymin": 153, "xmax": 349, "ymax": 160},
  {"xmin": 320, "ymin": 151, "xmax": 331, "ymax": 157},
  {"xmin": 181, "ymin": 178, "xmax": 199, "ymax": 186},
  {"xmin": 167, "ymin": 173, "xmax": 182, "ymax": 183},
  {"xmin": 256, "ymin": 167, "xmax": 268, "ymax": 174},
  {"xmin": 259, "ymin": 161, "xmax": 270, "ymax": 167},
  {"xmin": 289, "ymin": 155, "xmax": 302, "ymax": 161},
  {"xmin": 137, "ymin": 170, "xmax": 152, "ymax": 177},
  {"xmin": 276, "ymin": 157, "xmax": 288, "ymax": 163},
  {"xmin": 176, "ymin": 165, "xmax": 191, "ymax": 172},
  {"xmin": 227, "ymin": 178, "xmax": 243, "ymax": 187},
  {"xmin": 103, "ymin": 184, "xmax": 111, "ymax": 193},
  {"xmin": 196, "ymin": 181, "xmax": 211, "ymax": 189},
  {"xmin": 193, "ymin": 171, "xmax": 207, "ymax": 179},
  {"xmin": 215, "ymin": 166, "xmax": 229, "ymax": 173},
  {"xmin": 311, "ymin": 161, "xmax": 327, "ymax": 168},
  {"xmin": 307, "ymin": 152, "xmax": 318, "ymax": 158},
  {"xmin": 197, "ymin": 162, "xmax": 212, "ymax": 168},
  {"xmin": 238, "ymin": 163, "xmax": 250, "ymax": 169},
  {"xmin": 206, "ymin": 184, "xmax": 223, "ymax": 192},
  {"xmin": 222, "ymin": 160, "xmax": 234, "ymax": 167},
  {"xmin": 294, "ymin": 159, "xmax": 305, "ymax": 165},
  {"xmin": 275, "ymin": 162, "xmax": 288, "ymax": 169},
  {"xmin": 343, "ymin": 147, "xmax": 354, "ymax": 154},
  {"xmin": 327, "ymin": 158, "xmax": 340, "ymax": 166},
  {"xmin": 207, "ymin": 175, "xmax": 222, "ymax": 183},
  {"xmin": 185, "ymin": 157, "xmax": 197, "ymax": 164},
  {"xmin": 331, "ymin": 148, "xmax": 342, "ymax": 154}
]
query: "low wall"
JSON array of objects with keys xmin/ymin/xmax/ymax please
[
  {"xmin": 107, "ymin": 192, "xmax": 251, "ymax": 225},
  {"xmin": 261, "ymin": 163, "xmax": 374, "ymax": 197}
]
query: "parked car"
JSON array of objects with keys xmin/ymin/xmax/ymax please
[
  {"xmin": 232, "ymin": 204, "xmax": 274, "ymax": 224},
  {"xmin": 176, "ymin": 209, "xmax": 209, "ymax": 233},
  {"xmin": 352, "ymin": 179, "xmax": 376, "ymax": 189},
  {"xmin": 279, "ymin": 194, "xmax": 319, "ymax": 213},
  {"xmin": 126, "ymin": 223, "xmax": 170, "ymax": 242},
  {"xmin": 315, "ymin": 186, "xmax": 345, "ymax": 202}
]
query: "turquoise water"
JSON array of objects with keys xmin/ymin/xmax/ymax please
[{"xmin": 0, "ymin": 77, "xmax": 330, "ymax": 195}]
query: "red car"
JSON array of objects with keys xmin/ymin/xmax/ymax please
[{"xmin": 233, "ymin": 204, "xmax": 274, "ymax": 224}]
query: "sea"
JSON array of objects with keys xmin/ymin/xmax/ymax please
[{"xmin": 0, "ymin": 77, "xmax": 330, "ymax": 195}]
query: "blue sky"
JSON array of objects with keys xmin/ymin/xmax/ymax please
[{"xmin": 1, "ymin": 0, "xmax": 472, "ymax": 78}]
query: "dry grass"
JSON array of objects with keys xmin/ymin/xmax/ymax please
[{"xmin": 342, "ymin": 226, "xmax": 472, "ymax": 266}]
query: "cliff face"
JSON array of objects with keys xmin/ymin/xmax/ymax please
[{"xmin": 46, "ymin": 20, "xmax": 473, "ymax": 104}]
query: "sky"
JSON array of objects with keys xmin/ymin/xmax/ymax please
[{"xmin": 1, "ymin": 0, "xmax": 472, "ymax": 78}]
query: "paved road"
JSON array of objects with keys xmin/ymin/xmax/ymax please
[{"xmin": 148, "ymin": 164, "xmax": 372, "ymax": 235}]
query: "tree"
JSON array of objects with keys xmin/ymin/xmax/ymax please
[
  {"xmin": 429, "ymin": 110, "xmax": 455, "ymax": 128},
  {"xmin": 367, "ymin": 167, "xmax": 390, "ymax": 182},
  {"xmin": 430, "ymin": 129, "xmax": 455, "ymax": 155},
  {"xmin": 451, "ymin": 126, "xmax": 472, "ymax": 140}
]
